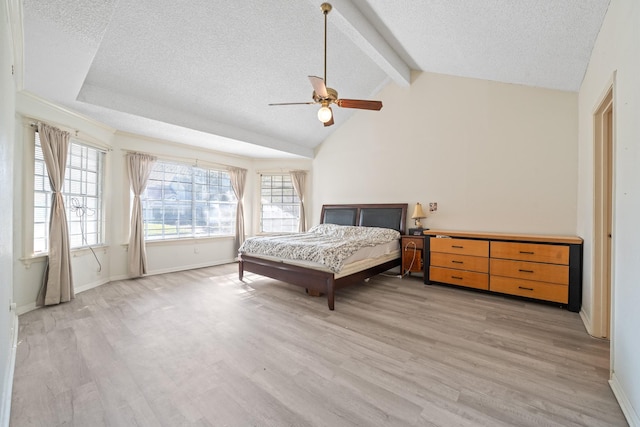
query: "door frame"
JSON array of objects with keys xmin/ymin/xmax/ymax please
[{"xmin": 591, "ymin": 76, "xmax": 615, "ymax": 343}]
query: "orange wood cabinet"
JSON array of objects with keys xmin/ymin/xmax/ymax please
[
  {"xmin": 427, "ymin": 238, "xmax": 489, "ymax": 290},
  {"xmin": 423, "ymin": 230, "xmax": 583, "ymax": 312}
]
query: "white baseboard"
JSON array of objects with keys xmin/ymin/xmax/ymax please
[
  {"xmin": 580, "ymin": 307, "xmax": 593, "ymax": 335},
  {"xmin": 15, "ymin": 260, "xmax": 237, "ymax": 314},
  {"xmin": 610, "ymin": 372, "xmax": 639, "ymax": 427},
  {"xmin": 1, "ymin": 311, "xmax": 18, "ymax": 427},
  {"xmin": 145, "ymin": 259, "xmax": 236, "ymax": 277},
  {"xmin": 15, "ymin": 302, "xmax": 35, "ymax": 316},
  {"xmin": 74, "ymin": 277, "xmax": 110, "ymax": 294},
  {"xmin": 16, "ymin": 278, "xmax": 109, "ymax": 315}
]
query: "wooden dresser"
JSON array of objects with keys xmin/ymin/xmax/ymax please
[{"xmin": 423, "ymin": 230, "xmax": 583, "ymax": 312}]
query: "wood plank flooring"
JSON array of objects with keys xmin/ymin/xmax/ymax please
[{"xmin": 11, "ymin": 264, "xmax": 628, "ymax": 426}]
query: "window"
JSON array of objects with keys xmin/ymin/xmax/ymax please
[
  {"xmin": 34, "ymin": 132, "xmax": 105, "ymax": 253},
  {"xmin": 141, "ymin": 160, "xmax": 237, "ymax": 240},
  {"xmin": 260, "ymin": 174, "xmax": 300, "ymax": 233}
]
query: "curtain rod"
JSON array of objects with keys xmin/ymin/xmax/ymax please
[
  {"xmin": 257, "ymin": 169, "xmax": 308, "ymax": 175},
  {"xmin": 124, "ymin": 149, "xmax": 244, "ymax": 172},
  {"xmin": 30, "ymin": 121, "xmax": 78, "ymax": 137},
  {"xmin": 29, "ymin": 121, "xmax": 112, "ymax": 152}
]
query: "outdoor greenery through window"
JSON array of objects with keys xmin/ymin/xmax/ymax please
[
  {"xmin": 34, "ymin": 131, "xmax": 105, "ymax": 253},
  {"xmin": 260, "ymin": 174, "xmax": 300, "ymax": 233},
  {"xmin": 141, "ymin": 161, "xmax": 237, "ymax": 240}
]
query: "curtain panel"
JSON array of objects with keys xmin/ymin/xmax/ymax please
[
  {"xmin": 36, "ymin": 122, "xmax": 74, "ymax": 306},
  {"xmin": 230, "ymin": 167, "xmax": 247, "ymax": 252},
  {"xmin": 290, "ymin": 170, "xmax": 307, "ymax": 232},
  {"xmin": 127, "ymin": 153, "xmax": 157, "ymax": 277}
]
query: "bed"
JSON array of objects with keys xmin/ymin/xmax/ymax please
[{"xmin": 238, "ymin": 203, "xmax": 408, "ymax": 310}]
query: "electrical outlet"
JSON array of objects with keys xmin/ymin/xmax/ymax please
[
  {"xmin": 194, "ymin": 247, "xmax": 200, "ymax": 254},
  {"xmin": 429, "ymin": 202, "xmax": 438, "ymax": 212}
]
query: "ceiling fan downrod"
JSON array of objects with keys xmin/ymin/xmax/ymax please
[{"xmin": 321, "ymin": 3, "xmax": 332, "ymax": 87}]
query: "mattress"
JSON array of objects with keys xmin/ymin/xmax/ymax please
[
  {"xmin": 241, "ymin": 240, "xmax": 400, "ymax": 278},
  {"xmin": 239, "ymin": 224, "xmax": 401, "ymax": 273}
]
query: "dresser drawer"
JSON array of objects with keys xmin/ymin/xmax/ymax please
[
  {"xmin": 490, "ymin": 276, "xmax": 568, "ymax": 304},
  {"xmin": 430, "ymin": 238, "xmax": 489, "ymax": 257},
  {"xmin": 490, "ymin": 259, "xmax": 568, "ymax": 285},
  {"xmin": 490, "ymin": 241, "xmax": 569, "ymax": 265},
  {"xmin": 430, "ymin": 252, "xmax": 489, "ymax": 273},
  {"xmin": 429, "ymin": 266, "xmax": 488, "ymax": 290}
]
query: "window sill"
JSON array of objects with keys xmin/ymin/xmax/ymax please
[
  {"xmin": 121, "ymin": 235, "xmax": 234, "ymax": 248},
  {"xmin": 21, "ymin": 245, "xmax": 109, "ymax": 268},
  {"xmin": 72, "ymin": 245, "xmax": 109, "ymax": 258},
  {"xmin": 19, "ymin": 254, "xmax": 47, "ymax": 269}
]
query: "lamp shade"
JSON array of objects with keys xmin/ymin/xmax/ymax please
[{"xmin": 411, "ymin": 202, "xmax": 426, "ymax": 220}]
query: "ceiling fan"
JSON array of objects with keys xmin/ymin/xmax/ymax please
[{"xmin": 269, "ymin": 2, "xmax": 383, "ymax": 127}]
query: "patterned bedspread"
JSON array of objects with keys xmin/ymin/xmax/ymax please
[{"xmin": 238, "ymin": 224, "xmax": 401, "ymax": 273}]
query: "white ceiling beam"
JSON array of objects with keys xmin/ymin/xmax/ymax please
[{"xmin": 325, "ymin": 0, "xmax": 411, "ymax": 87}]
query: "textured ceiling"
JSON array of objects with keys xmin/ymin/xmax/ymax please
[{"xmin": 20, "ymin": 0, "xmax": 610, "ymax": 158}]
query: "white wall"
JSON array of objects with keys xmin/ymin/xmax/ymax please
[
  {"xmin": 112, "ymin": 132, "xmax": 253, "ymax": 279},
  {"xmin": 313, "ymin": 71, "xmax": 578, "ymax": 234},
  {"xmin": 111, "ymin": 136, "xmax": 311, "ymax": 277},
  {"xmin": 11, "ymin": 96, "xmax": 312, "ymax": 312},
  {"xmin": 578, "ymin": 0, "xmax": 640, "ymax": 424},
  {"xmin": 250, "ymin": 158, "xmax": 314, "ymax": 230},
  {"xmin": 0, "ymin": 1, "xmax": 16, "ymax": 423},
  {"xmin": 12, "ymin": 93, "xmax": 116, "ymax": 312}
]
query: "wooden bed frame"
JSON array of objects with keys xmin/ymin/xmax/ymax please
[{"xmin": 238, "ymin": 203, "xmax": 407, "ymax": 310}]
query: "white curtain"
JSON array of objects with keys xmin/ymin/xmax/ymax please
[
  {"xmin": 127, "ymin": 153, "xmax": 157, "ymax": 277},
  {"xmin": 36, "ymin": 122, "xmax": 74, "ymax": 306},
  {"xmin": 290, "ymin": 170, "xmax": 307, "ymax": 232},
  {"xmin": 229, "ymin": 167, "xmax": 247, "ymax": 252}
]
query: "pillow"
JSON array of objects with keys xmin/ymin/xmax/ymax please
[{"xmin": 309, "ymin": 223, "xmax": 400, "ymax": 241}]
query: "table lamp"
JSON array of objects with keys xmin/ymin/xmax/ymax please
[{"xmin": 412, "ymin": 202, "xmax": 426, "ymax": 229}]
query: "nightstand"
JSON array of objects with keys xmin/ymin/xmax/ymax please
[{"xmin": 401, "ymin": 235, "xmax": 424, "ymax": 277}]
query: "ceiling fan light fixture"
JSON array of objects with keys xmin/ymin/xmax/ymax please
[
  {"xmin": 317, "ymin": 105, "xmax": 333, "ymax": 123},
  {"xmin": 268, "ymin": 2, "xmax": 382, "ymax": 127}
]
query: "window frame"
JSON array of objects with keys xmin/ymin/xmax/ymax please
[
  {"xmin": 33, "ymin": 132, "xmax": 106, "ymax": 253},
  {"xmin": 258, "ymin": 172, "xmax": 302, "ymax": 234},
  {"xmin": 139, "ymin": 158, "xmax": 238, "ymax": 242},
  {"xmin": 21, "ymin": 119, "xmax": 110, "ymax": 264}
]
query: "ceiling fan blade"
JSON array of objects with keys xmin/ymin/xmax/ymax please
[
  {"xmin": 335, "ymin": 99, "xmax": 383, "ymax": 111},
  {"xmin": 309, "ymin": 76, "xmax": 328, "ymax": 98},
  {"xmin": 268, "ymin": 102, "xmax": 316, "ymax": 106},
  {"xmin": 323, "ymin": 107, "xmax": 334, "ymax": 127}
]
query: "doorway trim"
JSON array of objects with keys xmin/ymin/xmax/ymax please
[{"xmin": 591, "ymin": 74, "xmax": 615, "ymax": 342}]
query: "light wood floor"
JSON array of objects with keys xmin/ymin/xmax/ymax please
[{"xmin": 11, "ymin": 264, "xmax": 627, "ymax": 426}]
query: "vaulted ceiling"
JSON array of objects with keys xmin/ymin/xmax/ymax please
[{"xmin": 20, "ymin": 0, "xmax": 610, "ymax": 158}]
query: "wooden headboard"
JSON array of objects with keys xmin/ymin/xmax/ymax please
[{"xmin": 319, "ymin": 203, "xmax": 408, "ymax": 234}]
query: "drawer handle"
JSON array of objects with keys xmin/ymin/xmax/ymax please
[
  {"xmin": 451, "ymin": 260, "xmax": 464, "ymax": 264},
  {"xmin": 519, "ymin": 269, "xmax": 535, "ymax": 273},
  {"xmin": 519, "ymin": 251, "xmax": 535, "ymax": 254},
  {"xmin": 452, "ymin": 245, "xmax": 464, "ymax": 249},
  {"xmin": 518, "ymin": 286, "xmax": 534, "ymax": 291},
  {"xmin": 451, "ymin": 276, "xmax": 463, "ymax": 280}
]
